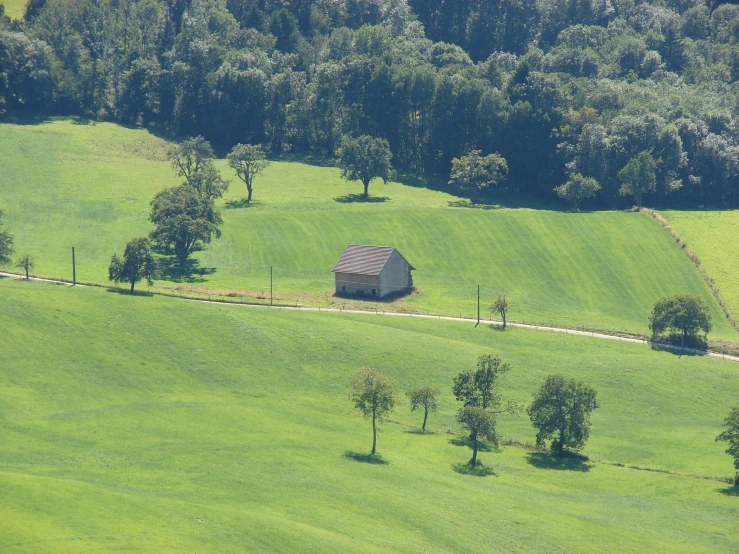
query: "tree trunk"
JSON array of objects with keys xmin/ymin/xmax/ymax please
[
  {"xmin": 247, "ymin": 182, "xmax": 253, "ymax": 202},
  {"xmin": 130, "ymin": 281, "xmax": 135, "ymax": 293},
  {"xmin": 371, "ymin": 407, "xmax": 377, "ymax": 455},
  {"xmin": 556, "ymin": 426, "xmax": 566, "ymax": 457},
  {"xmin": 470, "ymin": 433, "xmax": 478, "ymax": 466},
  {"xmin": 502, "ymin": 311, "xmax": 506, "ymax": 329},
  {"xmin": 25, "ymin": 266, "xmax": 29, "ymax": 279},
  {"xmin": 422, "ymin": 408, "xmax": 428, "ymax": 433},
  {"xmin": 363, "ymin": 180, "xmax": 369, "ymax": 198}
]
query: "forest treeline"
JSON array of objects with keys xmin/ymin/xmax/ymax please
[{"xmin": 3, "ymin": 0, "xmax": 739, "ymax": 207}]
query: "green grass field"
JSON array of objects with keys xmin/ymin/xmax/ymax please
[
  {"xmin": 1, "ymin": 278, "xmax": 738, "ymax": 552},
  {"xmin": 0, "ymin": 118, "xmax": 736, "ymax": 340},
  {"xmin": 1, "ymin": 0, "xmax": 25, "ymax": 19},
  {"xmin": 663, "ymin": 210, "xmax": 739, "ymax": 321}
]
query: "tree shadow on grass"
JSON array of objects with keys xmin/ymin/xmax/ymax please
[
  {"xmin": 447, "ymin": 199, "xmax": 501, "ymax": 210},
  {"xmin": 343, "ymin": 451, "xmax": 389, "ymax": 465},
  {"xmin": 452, "ymin": 461, "xmax": 497, "ymax": 477},
  {"xmin": 106, "ymin": 288, "xmax": 155, "ymax": 297},
  {"xmin": 405, "ymin": 429, "xmax": 436, "ymax": 435},
  {"xmin": 718, "ymin": 485, "xmax": 739, "ymax": 497},
  {"xmin": 449, "ymin": 437, "xmax": 496, "ymax": 452},
  {"xmin": 224, "ymin": 199, "xmax": 259, "ymax": 209},
  {"xmin": 527, "ymin": 452, "xmax": 591, "ymax": 472},
  {"xmin": 334, "ymin": 194, "xmax": 389, "ymax": 203},
  {"xmin": 156, "ymin": 255, "xmax": 216, "ymax": 284}
]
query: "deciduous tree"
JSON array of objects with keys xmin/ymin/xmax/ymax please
[
  {"xmin": 449, "ymin": 150, "xmax": 508, "ymax": 201},
  {"xmin": 554, "ymin": 173, "xmax": 601, "ymax": 211},
  {"xmin": 453, "ymin": 354, "xmax": 516, "ymax": 414},
  {"xmin": 456, "ymin": 406, "xmax": 497, "ymax": 466},
  {"xmin": 227, "ymin": 143, "xmax": 271, "ymax": 203},
  {"xmin": 649, "ymin": 294, "xmax": 712, "ymax": 348},
  {"xmin": 715, "ymin": 406, "xmax": 739, "ymax": 486},
  {"xmin": 619, "ymin": 151, "xmax": 657, "ymax": 208},
  {"xmin": 528, "ymin": 375, "xmax": 598, "ymax": 457},
  {"xmin": 339, "ymin": 135, "xmax": 395, "ymax": 198},
  {"xmin": 349, "ymin": 366, "xmax": 396, "ymax": 455},
  {"xmin": 490, "ymin": 294, "xmax": 511, "ymax": 329},
  {"xmin": 406, "ymin": 386, "xmax": 440, "ymax": 433},
  {"xmin": 108, "ymin": 237, "xmax": 159, "ymax": 293},
  {"xmin": 14, "ymin": 254, "xmax": 34, "ymax": 279},
  {"xmin": 149, "ymin": 185, "xmax": 223, "ymax": 267},
  {"xmin": 169, "ymin": 136, "xmax": 229, "ymax": 200}
]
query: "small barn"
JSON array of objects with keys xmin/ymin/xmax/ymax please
[{"xmin": 332, "ymin": 245, "xmax": 415, "ymax": 299}]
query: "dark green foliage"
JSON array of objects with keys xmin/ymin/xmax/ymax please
[
  {"xmin": 456, "ymin": 406, "xmax": 497, "ymax": 467},
  {"xmin": 14, "ymin": 254, "xmax": 34, "ymax": 279},
  {"xmin": 554, "ymin": 173, "xmax": 601, "ymax": 211},
  {"xmin": 649, "ymin": 294, "xmax": 713, "ymax": 347},
  {"xmin": 339, "ymin": 135, "xmax": 395, "ymax": 198},
  {"xmin": 349, "ymin": 366, "xmax": 396, "ymax": 455},
  {"xmin": 0, "ymin": 211, "xmax": 13, "ymax": 266},
  {"xmin": 227, "ymin": 143, "xmax": 270, "ymax": 203},
  {"xmin": 169, "ymin": 137, "xmax": 229, "ymax": 201},
  {"xmin": 452, "ymin": 354, "xmax": 515, "ymax": 414},
  {"xmin": 6, "ymin": 0, "xmax": 739, "ymax": 207},
  {"xmin": 528, "ymin": 375, "xmax": 598, "ymax": 457},
  {"xmin": 108, "ymin": 237, "xmax": 159, "ymax": 293},
  {"xmin": 715, "ymin": 407, "xmax": 739, "ymax": 485},
  {"xmin": 449, "ymin": 150, "xmax": 508, "ymax": 200},
  {"xmin": 149, "ymin": 185, "xmax": 223, "ymax": 267},
  {"xmin": 406, "ymin": 386, "xmax": 440, "ymax": 433},
  {"xmin": 619, "ymin": 152, "xmax": 657, "ymax": 209}
]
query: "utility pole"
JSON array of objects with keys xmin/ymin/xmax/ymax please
[
  {"xmin": 270, "ymin": 266, "xmax": 273, "ymax": 307},
  {"xmin": 476, "ymin": 285, "xmax": 480, "ymax": 327},
  {"xmin": 72, "ymin": 247, "xmax": 76, "ymax": 285}
]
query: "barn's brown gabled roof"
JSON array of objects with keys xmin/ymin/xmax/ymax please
[{"xmin": 332, "ymin": 245, "xmax": 415, "ymax": 276}]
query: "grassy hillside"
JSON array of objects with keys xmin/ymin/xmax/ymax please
[
  {"xmin": 0, "ymin": 118, "xmax": 735, "ymax": 339},
  {"xmin": 663, "ymin": 210, "xmax": 739, "ymax": 321},
  {"xmin": 1, "ymin": 278, "xmax": 738, "ymax": 552}
]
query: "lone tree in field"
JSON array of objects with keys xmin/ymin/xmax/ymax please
[
  {"xmin": 490, "ymin": 293, "xmax": 511, "ymax": 329},
  {"xmin": 449, "ymin": 150, "xmax": 508, "ymax": 201},
  {"xmin": 453, "ymin": 354, "xmax": 517, "ymax": 414},
  {"xmin": 108, "ymin": 237, "xmax": 160, "ymax": 293},
  {"xmin": 649, "ymin": 293, "xmax": 712, "ymax": 348},
  {"xmin": 619, "ymin": 151, "xmax": 657, "ymax": 209},
  {"xmin": 169, "ymin": 136, "xmax": 228, "ymax": 200},
  {"xmin": 339, "ymin": 135, "xmax": 395, "ymax": 198},
  {"xmin": 349, "ymin": 366, "xmax": 396, "ymax": 455},
  {"xmin": 14, "ymin": 254, "xmax": 34, "ymax": 279},
  {"xmin": 554, "ymin": 173, "xmax": 601, "ymax": 211},
  {"xmin": 0, "ymin": 211, "xmax": 14, "ymax": 266},
  {"xmin": 149, "ymin": 184, "xmax": 223, "ymax": 267},
  {"xmin": 227, "ymin": 143, "xmax": 270, "ymax": 203},
  {"xmin": 528, "ymin": 375, "xmax": 598, "ymax": 457},
  {"xmin": 406, "ymin": 386, "xmax": 440, "ymax": 433},
  {"xmin": 716, "ymin": 407, "xmax": 739, "ymax": 486},
  {"xmin": 456, "ymin": 406, "xmax": 498, "ymax": 467}
]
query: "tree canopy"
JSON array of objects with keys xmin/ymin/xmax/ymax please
[
  {"xmin": 339, "ymin": 135, "xmax": 395, "ymax": 198},
  {"xmin": 453, "ymin": 354, "xmax": 516, "ymax": 414},
  {"xmin": 715, "ymin": 406, "xmax": 739, "ymax": 486},
  {"xmin": 169, "ymin": 136, "xmax": 229, "ymax": 200},
  {"xmin": 554, "ymin": 173, "xmax": 601, "ymax": 211},
  {"xmin": 406, "ymin": 386, "xmax": 440, "ymax": 433},
  {"xmin": 528, "ymin": 375, "xmax": 598, "ymax": 457},
  {"xmin": 6, "ymin": 0, "xmax": 739, "ymax": 207},
  {"xmin": 449, "ymin": 151, "xmax": 508, "ymax": 200},
  {"xmin": 108, "ymin": 237, "xmax": 160, "ymax": 293},
  {"xmin": 227, "ymin": 143, "xmax": 271, "ymax": 203},
  {"xmin": 456, "ymin": 406, "xmax": 497, "ymax": 467},
  {"xmin": 149, "ymin": 185, "xmax": 223, "ymax": 267},
  {"xmin": 649, "ymin": 294, "xmax": 713, "ymax": 347},
  {"xmin": 349, "ymin": 366, "xmax": 396, "ymax": 455},
  {"xmin": 0, "ymin": 211, "xmax": 13, "ymax": 266}
]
